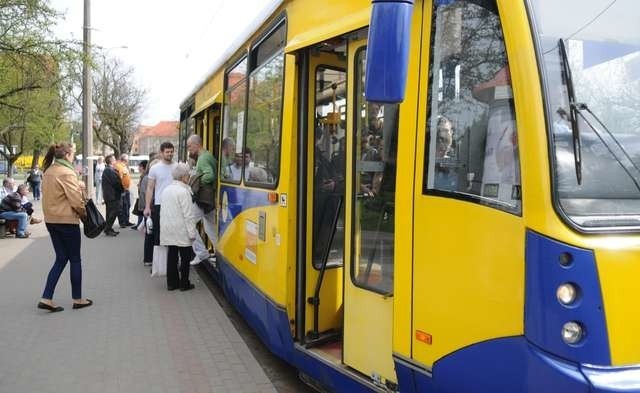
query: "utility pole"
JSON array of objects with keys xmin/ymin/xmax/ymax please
[{"xmin": 82, "ymin": 0, "xmax": 94, "ymax": 198}]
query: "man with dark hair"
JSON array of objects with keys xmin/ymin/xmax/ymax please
[
  {"xmin": 144, "ymin": 142, "xmax": 177, "ymax": 251},
  {"xmin": 101, "ymin": 155, "xmax": 123, "ymax": 236}
]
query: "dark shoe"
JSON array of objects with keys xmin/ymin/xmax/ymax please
[
  {"xmin": 72, "ymin": 299, "xmax": 93, "ymax": 309},
  {"xmin": 37, "ymin": 302, "xmax": 64, "ymax": 312},
  {"xmin": 104, "ymin": 230, "xmax": 119, "ymax": 236},
  {"xmin": 167, "ymin": 286, "xmax": 178, "ymax": 291},
  {"xmin": 180, "ymin": 283, "xmax": 195, "ymax": 292},
  {"xmin": 16, "ymin": 233, "xmax": 30, "ymax": 239}
]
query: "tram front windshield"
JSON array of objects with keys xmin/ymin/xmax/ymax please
[{"xmin": 529, "ymin": 0, "xmax": 640, "ymax": 230}]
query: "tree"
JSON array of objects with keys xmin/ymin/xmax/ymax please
[
  {"xmin": 0, "ymin": 54, "xmax": 69, "ymax": 173},
  {"xmin": 92, "ymin": 57, "xmax": 146, "ymax": 157},
  {"xmin": 0, "ymin": 0, "xmax": 80, "ymax": 173}
]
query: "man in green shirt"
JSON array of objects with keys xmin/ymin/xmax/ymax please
[{"xmin": 187, "ymin": 134, "xmax": 218, "ymax": 265}]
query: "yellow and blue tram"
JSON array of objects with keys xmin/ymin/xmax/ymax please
[{"xmin": 179, "ymin": 0, "xmax": 640, "ymax": 391}]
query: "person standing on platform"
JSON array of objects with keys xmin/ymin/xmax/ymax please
[
  {"xmin": 137, "ymin": 160, "xmax": 153, "ymax": 265},
  {"xmin": 114, "ymin": 154, "xmax": 133, "ymax": 228},
  {"xmin": 143, "ymin": 142, "xmax": 177, "ymax": 267},
  {"xmin": 101, "ymin": 155, "xmax": 123, "ymax": 236},
  {"xmin": 26, "ymin": 164, "xmax": 43, "ymax": 200},
  {"xmin": 160, "ymin": 163, "xmax": 197, "ymax": 291},
  {"xmin": 94, "ymin": 156, "xmax": 105, "ymax": 204},
  {"xmin": 38, "ymin": 142, "xmax": 92, "ymax": 312},
  {"xmin": 186, "ymin": 135, "xmax": 218, "ymax": 266}
]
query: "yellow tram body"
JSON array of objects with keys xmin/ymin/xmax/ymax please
[{"xmin": 179, "ymin": 0, "xmax": 640, "ymax": 391}]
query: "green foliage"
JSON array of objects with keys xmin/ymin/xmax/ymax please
[
  {"xmin": 0, "ymin": 0, "xmax": 80, "ymax": 168},
  {"xmin": 245, "ymin": 54, "xmax": 284, "ymax": 174}
]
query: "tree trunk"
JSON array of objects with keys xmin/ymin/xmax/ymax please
[
  {"xmin": 7, "ymin": 156, "xmax": 19, "ymax": 177},
  {"xmin": 31, "ymin": 149, "xmax": 41, "ymax": 169}
]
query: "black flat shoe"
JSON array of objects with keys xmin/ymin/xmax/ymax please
[
  {"xmin": 167, "ymin": 286, "xmax": 178, "ymax": 291},
  {"xmin": 180, "ymin": 283, "xmax": 195, "ymax": 292},
  {"xmin": 72, "ymin": 299, "xmax": 93, "ymax": 309},
  {"xmin": 37, "ymin": 302, "xmax": 64, "ymax": 312}
]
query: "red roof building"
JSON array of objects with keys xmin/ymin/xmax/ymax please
[{"xmin": 133, "ymin": 121, "xmax": 179, "ymax": 155}]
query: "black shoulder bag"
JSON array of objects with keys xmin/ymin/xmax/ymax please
[{"xmin": 82, "ymin": 199, "xmax": 106, "ymax": 238}]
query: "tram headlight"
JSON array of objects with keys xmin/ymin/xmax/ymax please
[
  {"xmin": 562, "ymin": 321, "xmax": 584, "ymax": 345},
  {"xmin": 556, "ymin": 283, "xmax": 578, "ymax": 305}
]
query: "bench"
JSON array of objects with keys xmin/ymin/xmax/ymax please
[{"xmin": 0, "ymin": 218, "xmax": 18, "ymax": 237}]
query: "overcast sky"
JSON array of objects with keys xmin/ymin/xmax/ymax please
[{"xmin": 50, "ymin": 0, "xmax": 275, "ymax": 125}]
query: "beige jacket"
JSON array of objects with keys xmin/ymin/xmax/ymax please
[{"xmin": 42, "ymin": 162, "xmax": 86, "ymax": 224}]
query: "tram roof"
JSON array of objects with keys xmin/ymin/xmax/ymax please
[{"xmin": 180, "ymin": 0, "xmax": 284, "ymax": 107}]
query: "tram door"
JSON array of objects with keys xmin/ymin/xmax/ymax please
[
  {"xmin": 304, "ymin": 42, "xmax": 347, "ymax": 340},
  {"xmin": 343, "ymin": 38, "xmax": 398, "ymax": 385}
]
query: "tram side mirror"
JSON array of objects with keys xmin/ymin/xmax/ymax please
[{"xmin": 365, "ymin": 0, "xmax": 415, "ymax": 103}]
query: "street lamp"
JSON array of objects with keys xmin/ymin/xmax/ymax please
[
  {"xmin": 81, "ymin": 0, "xmax": 127, "ymax": 195},
  {"xmin": 82, "ymin": 0, "xmax": 92, "ymax": 197}
]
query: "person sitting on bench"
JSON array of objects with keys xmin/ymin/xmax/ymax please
[
  {"xmin": 0, "ymin": 187, "xmax": 30, "ymax": 238},
  {"xmin": 16, "ymin": 184, "xmax": 42, "ymax": 224}
]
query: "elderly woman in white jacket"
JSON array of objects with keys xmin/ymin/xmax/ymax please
[{"xmin": 160, "ymin": 163, "xmax": 197, "ymax": 291}]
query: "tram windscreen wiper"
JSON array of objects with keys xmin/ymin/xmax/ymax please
[
  {"xmin": 573, "ymin": 103, "xmax": 640, "ymax": 193},
  {"xmin": 558, "ymin": 39, "xmax": 583, "ymax": 184}
]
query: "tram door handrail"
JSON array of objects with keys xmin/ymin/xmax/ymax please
[{"xmin": 307, "ymin": 194, "xmax": 343, "ymax": 341}]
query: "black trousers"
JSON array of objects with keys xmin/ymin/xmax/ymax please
[
  {"xmin": 104, "ymin": 199, "xmax": 121, "ymax": 232},
  {"xmin": 151, "ymin": 205, "xmax": 161, "ymax": 246},
  {"xmin": 143, "ymin": 232, "xmax": 154, "ymax": 263},
  {"xmin": 118, "ymin": 190, "xmax": 131, "ymax": 226},
  {"xmin": 167, "ymin": 245, "xmax": 193, "ymax": 289}
]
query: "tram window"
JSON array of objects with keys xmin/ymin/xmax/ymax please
[
  {"xmin": 313, "ymin": 66, "xmax": 347, "ymax": 269},
  {"xmin": 352, "ymin": 48, "xmax": 398, "ymax": 294},
  {"xmin": 244, "ymin": 23, "xmax": 285, "ymax": 187},
  {"xmin": 221, "ymin": 58, "xmax": 248, "ymax": 183},
  {"xmin": 424, "ymin": 0, "xmax": 522, "ymax": 215},
  {"xmin": 251, "ymin": 21, "xmax": 286, "ymax": 70}
]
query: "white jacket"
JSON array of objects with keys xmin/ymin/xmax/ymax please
[{"xmin": 159, "ymin": 181, "xmax": 197, "ymax": 247}]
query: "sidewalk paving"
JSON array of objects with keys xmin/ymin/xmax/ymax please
[{"xmin": 0, "ymin": 201, "xmax": 277, "ymax": 393}]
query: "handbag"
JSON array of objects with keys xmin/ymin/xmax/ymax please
[
  {"xmin": 81, "ymin": 198, "xmax": 106, "ymax": 238},
  {"xmin": 132, "ymin": 198, "xmax": 143, "ymax": 216},
  {"xmin": 189, "ymin": 173, "xmax": 216, "ymax": 213}
]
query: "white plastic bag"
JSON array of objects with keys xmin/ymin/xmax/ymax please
[
  {"xmin": 151, "ymin": 245, "xmax": 167, "ymax": 277},
  {"xmin": 145, "ymin": 216, "xmax": 153, "ymax": 234},
  {"xmin": 136, "ymin": 219, "xmax": 145, "ymax": 233}
]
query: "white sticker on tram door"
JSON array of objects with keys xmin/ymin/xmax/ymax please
[
  {"xmin": 245, "ymin": 220, "xmax": 258, "ymax": 264},
  {"xmin": 280, "ymin": 193, "xmax": 287, "ymax": 207}
]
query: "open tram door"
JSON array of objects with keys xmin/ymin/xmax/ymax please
[
  {"xmin": 341, "ymin": 36, "xmax": 399, "ymax": 388},
  {"xmin": 296, "ymin": 30, "xmax": 399, "ymax": 387},
  {"xmin": 301, "ymin": 37, "xmax": 348, "ymax": 351}
]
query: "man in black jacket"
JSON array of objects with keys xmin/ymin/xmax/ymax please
[{"xmin": 101, "ymin": 155, "xmax": 123, "ymax": 236}]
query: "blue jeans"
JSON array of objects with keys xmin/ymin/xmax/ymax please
[
  {"xmin": 42, "ymin": 224, "xmax": 82, "ymax": 300},
  {"xmin": 30, "ymin": 182, "xmax": 41, "ymax": 200},
  {"xmin": 0, "ymin": 211, "xmax": 28, "ymax": 235}
]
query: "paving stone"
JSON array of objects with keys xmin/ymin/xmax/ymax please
[{"xmin": 0, "ymin": 206, "xmax": 276, "ymax": 393}]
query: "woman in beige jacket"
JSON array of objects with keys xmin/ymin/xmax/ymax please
[{"xmin": 37, "ymin": 143, "xmax": 93, "ymax": 312}]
